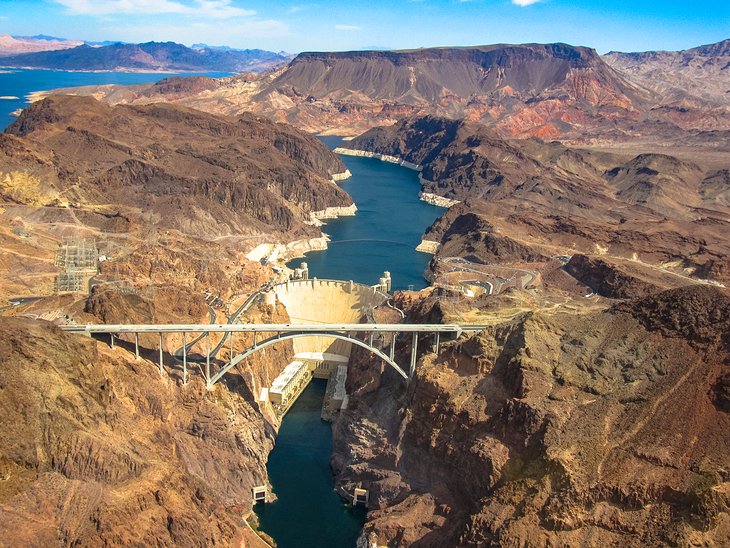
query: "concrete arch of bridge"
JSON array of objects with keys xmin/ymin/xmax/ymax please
[{"xmin": 207, "ymin": 332, "xmax": 408, "ymax": 388}]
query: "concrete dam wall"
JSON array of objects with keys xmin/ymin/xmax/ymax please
[{"xmin": 271, "ymin": 279, "xmax": 388, "ymax": 357}]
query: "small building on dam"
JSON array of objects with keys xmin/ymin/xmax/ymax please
[{"xmin": 257, "ymin": 275, "xmax": 393, "ymax": 418}]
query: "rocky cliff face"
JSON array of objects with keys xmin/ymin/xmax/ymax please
[
  {"xmin": 0, "ymin": 317, "xmax": 277, "ymax": 546},
  {"xmin": 345, "ymin": 116, "xmax": 730, "ymax": 287},
  {"xmin": 333, "ymin": 285, "xmax": 730, "ymax": 546},
  {"xmin": 267, "ymin": 43, "xmax": 639, "ymax": 106}
]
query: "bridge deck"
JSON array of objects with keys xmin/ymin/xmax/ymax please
[
  {"xmin": 58, "ymin": 322, "xmax": 488, "ymax": 388},
  {"xmin": 60, "ymin": 323, "xmax": 487, "ymax": 334}
]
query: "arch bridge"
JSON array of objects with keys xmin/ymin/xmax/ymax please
[{"xmin": 60, "ymin": 323, "xmax": 486, "ymax": 389}]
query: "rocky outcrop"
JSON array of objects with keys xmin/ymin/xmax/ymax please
[
  {"xmin": 333, "ymin": 285, "xmax": 730, "ymax": 546},
  {"xmin": 2, "ymin": 95, "xmax": 352, "ymax": 242},
  {"xmin": 0, "ymin": 317, "xmax": 277, "ymax": 546},
  {"xmin": 437, "ymin": 212, "xmax": 548, "ymax": 264},
  {"xmin": 564, "ymin": 254, "xmax": 661, "ymax": 299}
]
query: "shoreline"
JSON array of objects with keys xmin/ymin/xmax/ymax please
[
  {"xmin": 0, "ymin": 65, "xmax": 235, "ymax": 75},
  {"xmin": 307, "ymin": 204, "xmax": 357, "ymax": 227},
  {"xmin": 418, "ymin": 190, "xmax": 460, "ymax": 208},
  {"xmin": 330, "ymin": 169, "xmax": 352, "ymax": 183},
  {"xmin": 333, "ymin": 147, "xmax": 423, "ymax": 171},
  {"xmin": 416, "ymin": 239, "xmax": 441, "ymax": 254},
  {"xmin": 245, "ymin": 235, "xmax": 330, "ymax": 265},
  {"xmin": 334, "ymin": 147, "xmax": 459, "ymax": 208},
  {"xmin": 245, "ymin": 201, "xmax": 359, "ymax": 265}
]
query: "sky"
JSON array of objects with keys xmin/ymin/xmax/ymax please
[{"xmin": 0, "ymin": 0, "xmax": 728, "ymax": 54}]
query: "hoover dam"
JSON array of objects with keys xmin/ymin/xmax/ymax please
[
  {"xmin": 272, "ymin": 276, "xmax": 390, "ymax": 358},
  {"xmin": 257, "ymin": 276, "xmax": 392, "ymax": 418}
]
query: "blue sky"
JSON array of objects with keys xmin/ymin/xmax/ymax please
[{"xmin": 0, "ymin": 0, "xmax": 728, "ymax": 54}]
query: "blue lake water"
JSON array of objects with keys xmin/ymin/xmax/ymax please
[
  {"xmin": 0, "ymin": 68, "xmax": 230, "ymax": 129},
  {"xmin": 287, "ymin": 136, "xmax": 443, "ymax": 291}
]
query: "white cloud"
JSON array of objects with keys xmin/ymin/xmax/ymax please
[
  {"xmin": 54, "ymin": 0, "xmax": 255, "ymax": 19},
  {"xmin": 335, "ymin": 25, "xmax": 361, "ymax": 31},
  {"xmin": 101, "ymin": 18, "xmax": 290, "ymax": 44},
  {"xmin": 511, "ymin": 0, "xmax": 540, "ymax": 6}
]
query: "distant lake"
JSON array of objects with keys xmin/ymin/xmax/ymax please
[{"xmin": 0, "ymin": 68, "xmax": 230, "ymax": 129}]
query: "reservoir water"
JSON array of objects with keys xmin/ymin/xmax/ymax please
[
  {"xmin": 0, "ymin": 68, "xmax": 230, "ymax": 129},
  {"xmin": 287, "ymin": 136, "xmax": 444, "ymax": 291},
  {"xmin": 261, "ymin": 138, "xmax": 444, "ymax": 547}
]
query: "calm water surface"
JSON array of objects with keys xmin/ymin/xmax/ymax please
[
  {"xmin": 0, "ymin": 68, "xmax": 230, "ymax": 129},
  {"xmin": 254, "ymin": 380, "xmax": 367, "ymax": 547},
  {"xmin": 287, "ymin": 135, "xmax": 443, "ymax": 291}
]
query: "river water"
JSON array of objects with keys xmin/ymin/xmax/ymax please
[
  {"xmin": 254, "ymin": 379, "xmax": 367, "ymax": 547},
  {"xmin": 258, "ymin": 138, "xmax": 443, "ymax": 547}
]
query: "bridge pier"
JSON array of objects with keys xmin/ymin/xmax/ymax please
[
  {"xmin": 134, "ymin": 333, "xmax": 139, "ymax": 359},
  {"xmin": 409, "ymin": 332, "xmax": 418, "ymax": 379},
  {"xmin": 182, "ymin": 332, "xmax": 188, "ymax": 385},
  {"xmin": 159, "ymin": 333, "xmax": 164, "ymax": 376},
  {"xmin": 230, "ymin": 331, "xmax": 234, "ymax": 362},
  {"xmin": 205, "ymin": 333, "xmax": 211, "ymax": 389},
  {"xmin": 434, "ymin": 332, "xmax": 440, "ymax": 354}
]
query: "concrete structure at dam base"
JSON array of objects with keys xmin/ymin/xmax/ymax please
[
  {"xmin": 261, "ymin": 352, "xmax": 350, "ymax": 418},
  {"xmin": 257, "ymin": 275, "xmax": 393, "ymax": 419}
]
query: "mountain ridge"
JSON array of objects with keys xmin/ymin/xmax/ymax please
[
  {"xmin": 0, "ymin": 40, "xmax": 289, "ymax": 73},
  {"xmin": 38, "ymin": 38, "xmax": 730, "ymax": 146},
  {"xmin": 604, "ymin": 39, "xmax": 730, "ymax": 107}
]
